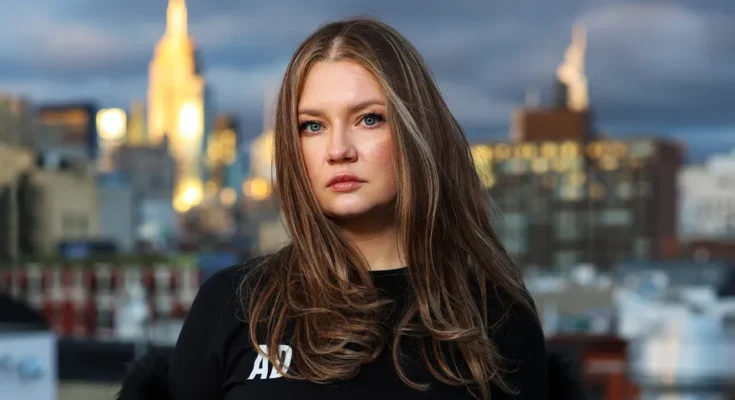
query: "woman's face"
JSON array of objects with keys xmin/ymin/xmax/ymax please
[{"xmin": 298, "ymin": 61, "xmax": 397, "ymax": 221}]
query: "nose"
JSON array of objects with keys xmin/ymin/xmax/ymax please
[{"xmin": 326, "ymin": 125, "xmax": 357, "ymax": 164}]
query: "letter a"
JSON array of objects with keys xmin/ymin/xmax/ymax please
[{"xmin": 247, "ymin": 345, "xmax": 271, "ymax": 380}]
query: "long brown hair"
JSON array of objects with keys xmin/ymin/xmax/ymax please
[{"xmin": 240, "ymin": 17, "xmax": 534, "ymax": 399}]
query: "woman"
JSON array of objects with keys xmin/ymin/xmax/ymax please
[{"xmin": 168, "ymin": 17, "xmax": 548, "ymax": 399}]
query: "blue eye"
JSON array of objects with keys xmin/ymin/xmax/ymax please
[
  {"xmin": 362, "ymin": 113, "xmax": 384, "ymax": 127},
  {"xmin": 299, "ymin": 121, "xmax": 322, "ymax": 133}
]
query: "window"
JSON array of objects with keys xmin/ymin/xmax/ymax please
[
  {"xmin": 504, "ymin": 238, "xmax": 526, "ymax": 255},
  {"xmin": 502, "ymin": 212, "xmax": 528, "ymax": 255},
  {"xmin": 554, "ymin": 250, "xmax": 578, "ymax": 269},
  {"xmin": 567, "ymin": 157, "xmax": 584, "ymax": 171},
  {"xmin": 633, "ymin": 237, "xmax": 650, "ymax": 259},
  {"xmin": 559, "ymin": 184, "xmax": 583, "ymax": 201},
  {"xmin": 554, "ymin": 210, "xmax": 580, "ymax": 240},
  {"xmin": 716, "ymin": 176, "xmax": 735, "ymax": 190},
  {"xmin": 617, "ymin": 181, "xmax": 633, "ymax": 199},
  {"xmin": 601, "ymin": 209, "xmax": 632, "ymax": 226},
  {"xmin": 501, "ymin": 158, "xmax": 525, "ymax": 175},
  {"xmin": 532, "ymin": 198, "xmax": 548, "ymax": 219},
  {"xmin": 630, "ymin": 140, "xmax": 653, "ymax": 157},
  {"xmin": 589, "ymin": 182, "xmax": 606, "ymax": 200},
  {"xmin": 78, "ymin": 216, "xmax": 89, "ymax": 234},
  {"xmin": 638, "ymin": 181, "xmax": 651, "ymax": 196},
  {"xmin": 505, "ymin": 212, "xmax": 527, "ymax": 226},
  {"xmin": 62, "ymin": 213, "xmax": 74, "ymax": 234}
]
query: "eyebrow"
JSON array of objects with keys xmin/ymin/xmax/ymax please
[{"xmin": 298, "ymin": 99, "xmax": 385, "ymax": 118}]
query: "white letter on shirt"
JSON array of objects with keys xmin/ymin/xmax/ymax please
[
  {"xmin": 248, "ymin": 344, "xmax": 294, "ymax": 380},
  {"xmin": 268, "ymin": 344, "xmax": 293, "ymax": 379},
  {"xmin": 247, "ymin": 345, "xmax": 270, "ymax": 380}
]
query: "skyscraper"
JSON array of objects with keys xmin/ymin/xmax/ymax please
[
  {"xmin": 147, "ymin": 0, "xmax": 207, "ymax": 213},
  {"xmin": 555, "ymin": 24, "xmax": 589, "ymax": 112},
  {"xmin": 126, "ymin": 99, "xmax": 147, "ymax": 146},
  {"xmin": 38, "ymin": 102, "xmax": 100, "ymax": 161},
  {"xmin": 204, "ymin": 114, "xmax": 244, "ymax": 204},
  {"xmin": 510, "ymin": 24, "xmax": 593, "ymax": 143}
]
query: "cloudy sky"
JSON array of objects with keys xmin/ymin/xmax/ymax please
[{"xmin": 1, "ymin": 0, "xmax": 733, "ymax": 161}]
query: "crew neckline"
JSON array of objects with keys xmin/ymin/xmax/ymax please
[{"xmin": 369, "ymin": 267, "xmax": 408, "ymax": 278}]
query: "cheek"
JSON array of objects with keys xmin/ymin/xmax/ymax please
[
  {"xmin": 300, "ymin": 143, "xmax": 321, "ymax": 186},
  {"xmin": 366, "ymin": 133, "xmax": 397, "ymax": 190}
]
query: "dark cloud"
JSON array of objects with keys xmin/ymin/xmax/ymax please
[{"xmin": 0, "ymin": 0, "xmax": 733, "ymax": 151}]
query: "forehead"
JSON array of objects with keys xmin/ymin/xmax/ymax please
[{"xmin": 299, "ymin": 61, "xmax": 385, "ymax": 110}]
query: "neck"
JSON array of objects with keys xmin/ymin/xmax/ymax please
[{"xmin": 337, "ymin": 216, "xmax": 404, "ymax": 272}]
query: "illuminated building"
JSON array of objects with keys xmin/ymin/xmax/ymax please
[
  {"xmin": 510, "ymin": 25, "xmax": 593, "ymax": 143},
  {"xmin": 471, "ymin": 138, "xmax": 682, "ymax": 269},
  {"xmin": 238, "ymin": 129, "xmax": 280, "ymax": 252},
  {"xmin": 242, "ymin": 91, "xmax": 277, "ymax": 202},
  {"xmin": 147, "ymin": 0, "xmax": 207, "ymax": 213},
  {"xmin": 238, "ymin": 90, "xmax": 288, "ymax": 254},
  {"xmin": 0, "ymin": 93, "xmax": 62, "ymax": 150},
  {"xmin": 112, "ymin": 143, "xmax": 177, "ymax": 243},
  {"xmin": 204, "ymin": 114, "xmax": 244, "ymax": 205},
  {"xmin": 244, "ymin": 129, "xmax": 275, "ymax": 200},
  {"xmin": 488, "ymin": 26, "xmax": 684, "ymax": 269},
  {"xmin": 555, "ymin": 24, "xmax": 589, "ymax": 112},
  {"xmin": 38, "ymin": 102, "xmax": 100, "ymax": 160},
  {"xmin": 127, "ymin": 99, "xmax": 148, "ymax": 146},
  {"xmin": 96, "ymin": 108, "xmax": 127, "ymax": 172},
  {"xmin": 1, "ymin": 98, "xmax": 103, "ymax": 260}
]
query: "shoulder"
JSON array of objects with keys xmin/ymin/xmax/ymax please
[
  {"xmin": 198, "ymin": 260, "xmax": 256, "ymax": 296},
  {"xmin": 487, "ymin": 284, "xmax": 544, "ymax": 352},
  {"xmin": 490, "ymin": 289, "xmax": 546, "ymax": 359},
  {"xmin": 198, "ymin": 256, "xmax": 269, "ymax": 301},
  {"xmin": 169, "ymin": 257, "xmax": 270, "ymax": 398},
  {"xmin": 487, "ymin": 284, "xmax": 549, "ymax": 398},
  {"xmin": 187, "ymin": 257, "xmax": 268, "ymax": 331}
]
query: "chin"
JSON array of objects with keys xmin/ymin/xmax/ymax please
[
  {"xmin": 324, "ymin": 204, "xmax": 375, "ymax": 220},
  {"xmin": 322, "ymin": 197, "xmax": 395, "ymax": 223}
]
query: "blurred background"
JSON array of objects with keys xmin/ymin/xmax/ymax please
[{"xmin": 0, "ymin": 0, "xmax": 734, "ymax": 399}]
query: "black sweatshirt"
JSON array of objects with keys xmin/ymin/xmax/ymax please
[{"xmin": 168, "ymin": 262, "xmax": 548, "ymax": 399}]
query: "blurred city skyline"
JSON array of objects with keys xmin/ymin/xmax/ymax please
[
  {"xmin": 3, "ymin": 5, "xmax": 735, "ymax": 398},
  {"xmin": 0, "ymin": 0, "xmax": 733, "ymax": 161}
]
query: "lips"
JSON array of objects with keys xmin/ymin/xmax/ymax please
[{"xmin": 326, "ymin": 173, "xmax": 364, "ymax": 188}]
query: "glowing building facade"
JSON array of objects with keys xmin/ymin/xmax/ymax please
[
  {"xmin": 242, "ymin": 89, "xmax": 277, "ymax": 202},
  {"xmin": 204, "ymin": 114, "xmax": 245, "ymax": 207},
  {"xmin": 147, "ymin": 0, "xmax": 207, "ymax": 213},
  {"xmin": 38, "ymin": 102, "xmax": 100, "ymax": 161},
  {"xmin": 471, "ymin": 138, "xmax": 682, "ymax": 269},
  {"xmin": 96, "ymin": 108, "xmax": 127, "ymax": 172},
  {"xmin": 126, "ymin": 100, "xmax": 148, "ymax": 146},
  {"xmin": 555, "ymin": 24, "xmax": 589, "ymax": 112}
]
